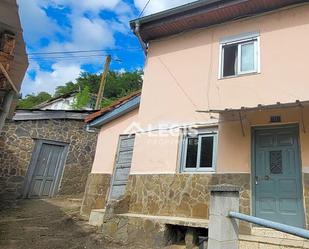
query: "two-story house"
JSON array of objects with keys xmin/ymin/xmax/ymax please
[{"xmin": 82, "ymin": 1, "xmax": 309, "ymax": 248}]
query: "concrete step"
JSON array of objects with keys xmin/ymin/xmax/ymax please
[
  {"xmin": 251, "ymin": 227, "xmax": 306, "ymax": 240},
  {"xmin": 89, "ymin": 209, "xmax": 105, "ymax": 227},
  {"xmin": 239, "ymin": 228, "xmax": 309, "ymax": 248}
]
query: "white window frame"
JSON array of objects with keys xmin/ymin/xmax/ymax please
[
  {"xmin": 219, "ymin": 32, "xmax": 260, "ymax": 79},
  {"xmin": 181, "ymin": 130, "xmax": 218, "ymax": 173}
]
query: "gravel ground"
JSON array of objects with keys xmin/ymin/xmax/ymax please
[{"xmin": 0, "ymin": 198, "xmax": 106, "ymax": 249}]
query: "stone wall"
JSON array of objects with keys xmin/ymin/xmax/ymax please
[
  {"xmin": 100, "ymin": 173, "xmax": 309, "ymax": 247},
  {"xmin": 80, "ymin": 173, "xmax": 111, "ymax": 217},
  {"xmin": 100, "ymin": 174, "xmax": 250, "ymax": 248},
  {"xmin": 303, "ymin": 173, "xmax": 309, "ymax": 229},
  {"xmin": 124, "ymin": 173, "xmax": 251, "ymax": 234},
  {"xmin": 126, "ymin": 174, "xmax": 250, "ymax": 217},
  {"xmin": 102, "ymin": 214, "xmax": 169, "ymax": 249},
  {"xmin": 0, "ymin": 119, "xmax": 98, "ymax": 201}
]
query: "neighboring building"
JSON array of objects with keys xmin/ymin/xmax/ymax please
[
  {"xmin": 35, "ymin": 92, "xmax": 96, "ymax": 111},
  {"xmin": 0, "ymin": 0, "xmax": 28, "ymax": 131},
  {"xmin": 0, "ymin": 109, "xmax": 98, "ymax": 202},
  {"xmin": 83, "ymin": 1, "xmax": 309, "ymax": 248}
]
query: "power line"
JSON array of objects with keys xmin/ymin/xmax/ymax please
[
  {"xmin": 138, "ymin": 0, "xmax": 151, "ymax": 17},
  {"xmin": 28, "ymin": 54, "xmax": 123, "ymax": 63},
  {"xmin": 29, "ymin": 54, "xmax": 108, "ymax": 60},
  {"xmin": 28, "ymin": 47, "xmax": 142, "ymax": 56},
  {"xmin": 157, "ymin": 57, "xmax": 204, "ymax": 119}
]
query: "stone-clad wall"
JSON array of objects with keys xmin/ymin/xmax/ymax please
[
  {"xmin": 0, "ymin": 119, "xmax": 98, "ymax": 201},
  {"xmin": 125, "ymin": 173, "xmax": 251, "ymax": 233},
  {"xmin": 80, "ymin": 173, "xmax": 111, "ymax": 217},
  {"xmin": 303, "ymin": 173, "xmax": 309, "ymax": 228}
]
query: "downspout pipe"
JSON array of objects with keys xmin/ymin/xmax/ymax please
[
  {"xmin": 134, "ymin": 22, "xmax": 147, "ymax": 55},
  {"xmin": 0, "ymin": 90, "xmax": 15, "ymax": 131}
]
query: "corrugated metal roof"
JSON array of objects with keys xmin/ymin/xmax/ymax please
[
  {"xmin": 85, "ymin": 90, "xmax": 141, "ymax": 123},
  {"xmin": 197, "ymin": 100, "xmax": 309, "ymax": 113},
  {"xmin": 12, "ymin": 109, "xmax": 96, "ymax": 121},
  {"xmin": 131, "ymin": 0, "xmax": 308, "ymax": 43}
]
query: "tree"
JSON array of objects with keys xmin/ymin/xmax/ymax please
[
  {"xmin": 17, "ymin": 70, "xmax": 143, "ymax": 110},
  {"xmin": 103, "ymin": 70, "xmax": 143, "ymax": 99},
  {"xmin": 17, "ymin": 92, "xmax": 52, "ymax": 109},
  {"xmin": 54, "ymin": 81, "xmax": 78, "ymax": 97},
  {"xmin": 72, "ymin": 86, "xmax": 90, "ymax": 110}
]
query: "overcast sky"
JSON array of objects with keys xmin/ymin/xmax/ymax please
[{"xmin": 17, "ymin": 0, "xmax": 196, "ymax": 96}]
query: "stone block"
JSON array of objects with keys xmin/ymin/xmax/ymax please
[
  {"xmin": 209, "ymin": 192, "xmax": 240, "ymax": 216},
  {"xmin": 208, "ymin": 185, "xmax": 240, "ymax": 249},
  {"xmin": 89, "ymin": 209, "xmax": 105, "ymax": 227},
  {"xmin": 80, "ymin": 173, "xmax": 111, "ymax": 217},
  {"xmin": 208, "ymin": 214, "xmax": 238, "ymax": 242}
]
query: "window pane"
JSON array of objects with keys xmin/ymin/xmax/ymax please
[
  {"xmin": 241, "ymin": 42, "xmax": 255, "ymax": 72},
  {"xmin": 200, "ymin": 136, "xmax": 214, "ymax": 168},
  {"xmin": 223, "ymin": 44, "xmax": 237, "ymax": 77},
  {"xmin": 185, "ymin": 138, "xmax": 198, "ymax": 168}
]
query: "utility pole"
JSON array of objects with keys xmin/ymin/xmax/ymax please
[{"xmin": 95, "ymin": 55, "xmax": 111, "ymax": 110}]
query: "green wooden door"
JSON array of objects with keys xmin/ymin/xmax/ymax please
[{"xmin": 253, "ymin": 126, "xmax": 305, "ymax": 228}]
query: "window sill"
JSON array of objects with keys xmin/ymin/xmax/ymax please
[
  {"xmin": 218, "ymin": 71, "xmax": 260, "ymax": 80},
  {"xmin": 179, "ymin": 171, "xmax": 216, "ymax": 174}
]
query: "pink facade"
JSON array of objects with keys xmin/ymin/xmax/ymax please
[
  {"xmin": 92, "ymin": 4, "xmax": 309, "ymax": 175},
  {"xmin": 131, "ymin": 4, "xmax": 309, "ymax": 174},
  {"xmin": 91, "ymin": 109, "xmax": 139, "ymax": 174}
]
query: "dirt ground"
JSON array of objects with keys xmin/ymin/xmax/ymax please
[{"xmin": 0, "ymin": 198, "xmax": 106, "ymax": 249}]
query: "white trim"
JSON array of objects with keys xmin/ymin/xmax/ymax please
[
  {"xmin": 238, "ymin": 41, "xmax": 256, "ymax": 75},
  {"xmin": 256, "ymin": 36, "xmax": 261, "ymax": 73},
  {"xmin": 219, "ymin": 32, "xmax": 260, "ymax": 79},
  {"xmin": 218, "ymin": 43, "xmax": 223, "ymax": 80},
  {"xmin": 220, "ymin": 31, "xmax": 260, "ymax": 44},
  {"xmin": 181, "ymin": 129, "xmax": 218, "ymax": 173}
]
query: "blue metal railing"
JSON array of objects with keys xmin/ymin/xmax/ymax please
[{"xmin": 229, "ymin": 211, "xmax": 309, "ymax": 240}]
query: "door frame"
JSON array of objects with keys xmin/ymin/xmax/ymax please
[
  {"xmin": 107, "ymin": 134, "xmax": 135, "ymax": 202},
  {"xmin": 251, "ymin": 124, "xmax": 305, "ymax": 225},
  {"xmin": 23, "ymin": 139, "xmax": 69, "ymax": 198}
]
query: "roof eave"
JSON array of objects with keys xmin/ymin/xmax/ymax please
[
  {"xmin": 88, "ymin": 95, "xmax": 140, "ymax": 128},
  {"xmin": 130, "ymin": 0, "xmax": 220, "ymax": 29},
  {"xmin": 130, "ymin": 0, "xmax": 308, "ymax": 43}
]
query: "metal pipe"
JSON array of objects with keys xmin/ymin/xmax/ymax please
[
  {"xmin": 229, "ymin": 211, "xmax": 309, "ymax": 239},
  {"xmin": 0, "ymin": 91, "xmax": 15, "ymax": 131},
  {"xmin": 134, "ymin": 22, "xmax": 147, "ymax": 55}
]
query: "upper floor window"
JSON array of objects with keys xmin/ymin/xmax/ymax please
[
  {"xmin": 220, "ymin": 32, "xmax": 260, "ymax": 78},
  {"xmin": 180, "ymin": 128, "xmax": 218, "ymax": 172}
]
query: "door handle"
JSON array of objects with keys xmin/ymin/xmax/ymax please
[
  {"xmin": 255, "ymin": 176, "xmax": 259, "ymax": 185},
  {"xmin": 255, "ymin": 175, "xmax": 271, "ymax": 184}
]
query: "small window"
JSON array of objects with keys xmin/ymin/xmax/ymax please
[
  {"xmin": 220, "ymin": 33, "xmax": 259, "ymax": 78},
  {"xmin": 182, "ymin": 131, "xmax": 217, "ymax": 172}
]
